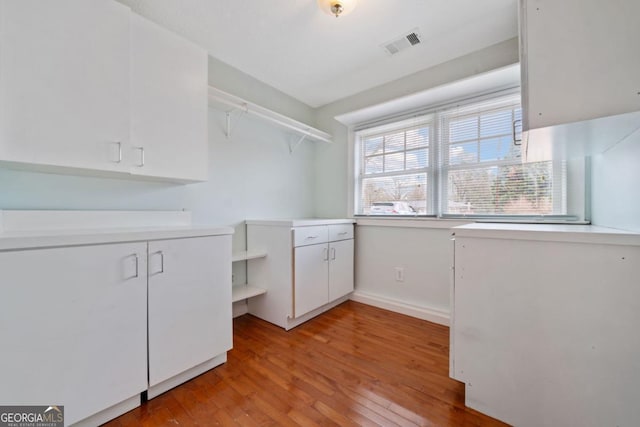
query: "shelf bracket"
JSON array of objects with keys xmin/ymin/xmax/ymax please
[
  {"xmin": 224, "ymin": 103, "xmax": 249, "ymax": 139},
  {"xmin": 289, "ymin": 133, "xmax": 308, "ymax": 154}
]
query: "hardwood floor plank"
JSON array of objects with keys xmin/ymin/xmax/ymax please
[{"xmin": 104, "ymin": 301, "xmax": 507, "ymax": 427}]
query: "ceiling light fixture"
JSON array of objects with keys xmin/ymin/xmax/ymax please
[{"xmin": 318, "ymin": 0, "xmax": 358, "ymax": 18}]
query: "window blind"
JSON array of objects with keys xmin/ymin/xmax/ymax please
[{"xmin": 438, "ymin": 95, "xmax": 567, "ymax": 216}]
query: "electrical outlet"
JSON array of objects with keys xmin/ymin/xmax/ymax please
[{"xmin": 395, "ymin": 267, "xmax": 404, "ymax": 282}]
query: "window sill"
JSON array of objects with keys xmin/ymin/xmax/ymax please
[
  {"xmin": 356, "ymin": 217, "xmax": 472, "ymax": 229},
  {"xmin": 355, "ymin": 216, "xmax": 589, "ymax": 229}
]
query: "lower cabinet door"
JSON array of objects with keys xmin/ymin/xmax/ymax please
[
  {"xmin": 294, "ymin": 243, "xmax": 329, "ymax": 318},
  {"xmin": 148, "ymin": 235, "xmax": 232, "ymax": 387},
  {"xmin": 329, "ymin": 239, "xmax": 354, "ymax": 301},
  {"xmin": 0, "ymin": 242, "xmax": 148, "ymax": 425}
]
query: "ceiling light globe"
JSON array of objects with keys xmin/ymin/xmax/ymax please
[{"xmin": 318, "ymin": 0, "xmax": 358, "ymax": 18}]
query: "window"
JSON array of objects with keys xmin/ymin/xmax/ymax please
[
  {"xmin": 357, "ymin": 119, "xmax": 433, "ymax": 215},
  {"xmin": 354, "ymin": 92, "xmax": 568, "ymax": 218}
]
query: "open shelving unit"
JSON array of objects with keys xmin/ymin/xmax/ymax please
[{"xmin": 231, "ymin": 250, "xmax": 267, "ymax": 303}]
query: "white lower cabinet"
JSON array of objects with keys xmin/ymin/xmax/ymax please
[
  {"xmin": 148, "ymin": 236, "xmax": 232, "ymax": 394},
  {"xmin": 0, "ymin": 242, "xmax": 148, "ymax": 426},
  {"xmin": 246, "ymin": 219, "xmax": 354, "ymax": 330},
  {"xmin": 0, "ymin": 234, "xmax": 231, "ymax": 426}
]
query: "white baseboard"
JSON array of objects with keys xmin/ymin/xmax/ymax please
[{"xmin": 350, "ymin": 291, "xmax": 450, "ymax": 326}]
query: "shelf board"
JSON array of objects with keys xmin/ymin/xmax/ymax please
[
  {"xmin": 208, "ymin": 86, "xmax": 332, "ymax": 144},
  {"xmin": 232, "ymin": 250, "xmax": 267, "ymax": 262},
  {"xmin": 232, "ymin": 284, "xmax": 267, "ymax": 303}
]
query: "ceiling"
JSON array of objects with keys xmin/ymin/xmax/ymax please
[{"xmin": 117, "ymin": 0, "xmax": 518, "ymax": 108}]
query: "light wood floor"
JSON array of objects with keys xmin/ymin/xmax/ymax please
[{"xmin": 104, "ymin": 301, "xmax": 506, "ymax": 426}]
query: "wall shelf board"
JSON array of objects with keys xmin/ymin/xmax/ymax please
[
  {"xmin": 232, "ymin": 250, "xmax": 267, "ymax": 262},
  {"xmin": 232, "ymin": 284, "xmax": 267, "ymax": 303},
  {"xmin": 208, "ymin": 86, "xmax": 332, "ymax": 145}
]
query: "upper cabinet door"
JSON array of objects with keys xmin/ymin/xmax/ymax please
[
  {"xmin": 131, "ymin": 14, "xmax": 208, "ymax": 182},
  {"xmin": 520, "ymin": 0, "xmax": 640, "ymax": 131},
  {"xmin": 0, "ymin": 0, "xmax": 130, "ymax": 171}
]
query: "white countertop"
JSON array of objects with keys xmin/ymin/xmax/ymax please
[
  {"xmin": 246, "ymin": 218, "xmax": 355, "ymax": 227},
  {"xmin": 0, "ymin": 225, "xmax": 234, "ymax": 251},
  {"xmin": 0, "ymin": 210, "xmax": 233, "ymax": 251},
  {"xmin": 453, "ymin": 223, "xmax": 640, "ymax": 246}
]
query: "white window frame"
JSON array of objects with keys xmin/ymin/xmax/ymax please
[
  {"xmin": 354, "ymin": 116, "xmax": 435, "ymax": 216},
  {"xmin": 351, "ymin": 89, "xmax": 578, "ymax": 220}
]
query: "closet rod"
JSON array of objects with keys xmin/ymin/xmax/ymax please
[{"xmin": 208, "ymin": 86, "xmax": 332, "ymax": 144}]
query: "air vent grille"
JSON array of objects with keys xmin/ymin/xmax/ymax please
[
  {"xmin": 382, "ymin": 28, "xmax": 422, "ymax": 56},
  {"xmin": 406, "ymin": 32, "xmax": 421, "ymax": 46}
]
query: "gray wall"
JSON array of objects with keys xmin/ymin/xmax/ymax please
[{"xmin": 591, "ymin": 131, "xmax": 640, "ymax": 232}]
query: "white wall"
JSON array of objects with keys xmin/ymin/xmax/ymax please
[
  {"xmin": 353, "ymin": 221, "xmax": 469, "ymax": 325},
  {"xmin": 591, "ymin": 130, "xmax": 640, "ymax": 232}
]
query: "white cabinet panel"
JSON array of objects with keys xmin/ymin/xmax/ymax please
[
  {"xmin": 0, "ymin": 0, "xmax": 130, "ymax": 171},
  {"xmin": 294, "ymin": 225, "xmax": 329, "ymax": 247},
  {"xmin": 452, "ymin": 234, "xmax": 640, "ymax": 426},
  {"xmin": 329, "ymin": 239, "xmax": 354, "ymax": 301},
  {"xmin": 520, "ymin": 0, "xmax": 640, "ymax": 131},
  {"xmin": 130, "ymin": 14, "xmax": 208, "ymax": 182},
  {"xmin": 148, "ymin": 235, "xmax": 232, "ymax": 387},
  {"xmin": 329, "ymin": 223, "xmax": 354, "ymax": 241},
  {"xmin": 294, "ymin": 243, "xmax": 329, "ymax": 318},
  {"xmin": 0, "ymin": 242, "xmax": 147, "ymax": 426}
]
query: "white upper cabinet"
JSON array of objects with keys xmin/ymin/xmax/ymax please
[
  {"xmin": 520, "ymin": 0, "xmax": 640, "ymax": 131},
  {"xmin": 131, "ymin": 14, "xmax": 208, "ymax": 182},
  {"xmin": 0, "ymin": 0, "xmax": 130, "ymax": 172},
  {"xmin": 0, "ymin": 0, "xmax": 209, "ymax": 182}
]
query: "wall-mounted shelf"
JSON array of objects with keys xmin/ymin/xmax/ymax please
[
  {"xmin": 208, "ymin": 86, "xmax": 332, "ymax": 152},
  {"xmin": 232, "ymin": 284, "xmax": 267, "ymax": 303},
  {"xmin": 231, "ymin": 250, "xmax": 267, "ymax": 262}
]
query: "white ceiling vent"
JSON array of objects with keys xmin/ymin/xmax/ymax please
[{"xmin": 382, "ymin": 28, "xmax": 423, "ymax": 56}]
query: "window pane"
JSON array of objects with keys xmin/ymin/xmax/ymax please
[
  {"xmin": 364, "ymin": 136, "xmax": 383, "ymax": 156},
  {"xmin": 364, "ymin": 155, "xmax": 383, "ymax": 175},
  {"xmin": 449, "ymin": 116, "xmax": 477, "ymax": 142},
  {"xmin": 444, "ymin": 161, "xmax": 557, "ymax": 215},
  {"xmin": 406, "ymin": 128, "xmax": 429, "ymax": 149},
  {"xmin": 406, "ymin": 148, "xmax": 428, "ymax": 169},
  {"xmin": 449, "ymin": 142, "xmax": 478, "ymax": 165},
  {"xmin": 480, "ymin": 110, "xmax": 512, "ymax": 137},
  {"xmin": 385, "ymin": 132, "xmax": 404, "ymax": 153},
  {"xmin": 384, "ymin": 152, "xmax": 404, "ymax": 172},
  {"xmin": 360, "ymin": 173, "xmax": 427, "ymax": 215},
  {"xmin": 479, "ymin": 136, "xmax": 519, "ymax": 162}
]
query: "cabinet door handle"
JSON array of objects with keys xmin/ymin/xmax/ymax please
[
  {"xmin": 151, "ymin": 250, "xmax": 164, "ymax": 275},
  {"xmin": 134, "ymin": 146, "xmax": 145, "ymax": 167},
  {"xmin": 125, "ymin": 253, "xmax": 139, "ymax": 279},
  {"xmin": 338, "ymin": 231, "xmax": 348, "ymax": 235},
  {"xmin": 306, "ymin": 235, "xmax": 319, "ymax": 239},
  {"xmin": 112, "ymin": 141, "xmax": 122, "ymax": 163},
  {"xmin": 331, "ymin": 247, "xmax": 336, "ymax": 260},
  {"xmin": 323, "ymin": 247, "xmax": 329, "ymax": 261},
  {"xmin": 512, "ymin": 119, "xmax": 522, "ymax": 146}
]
